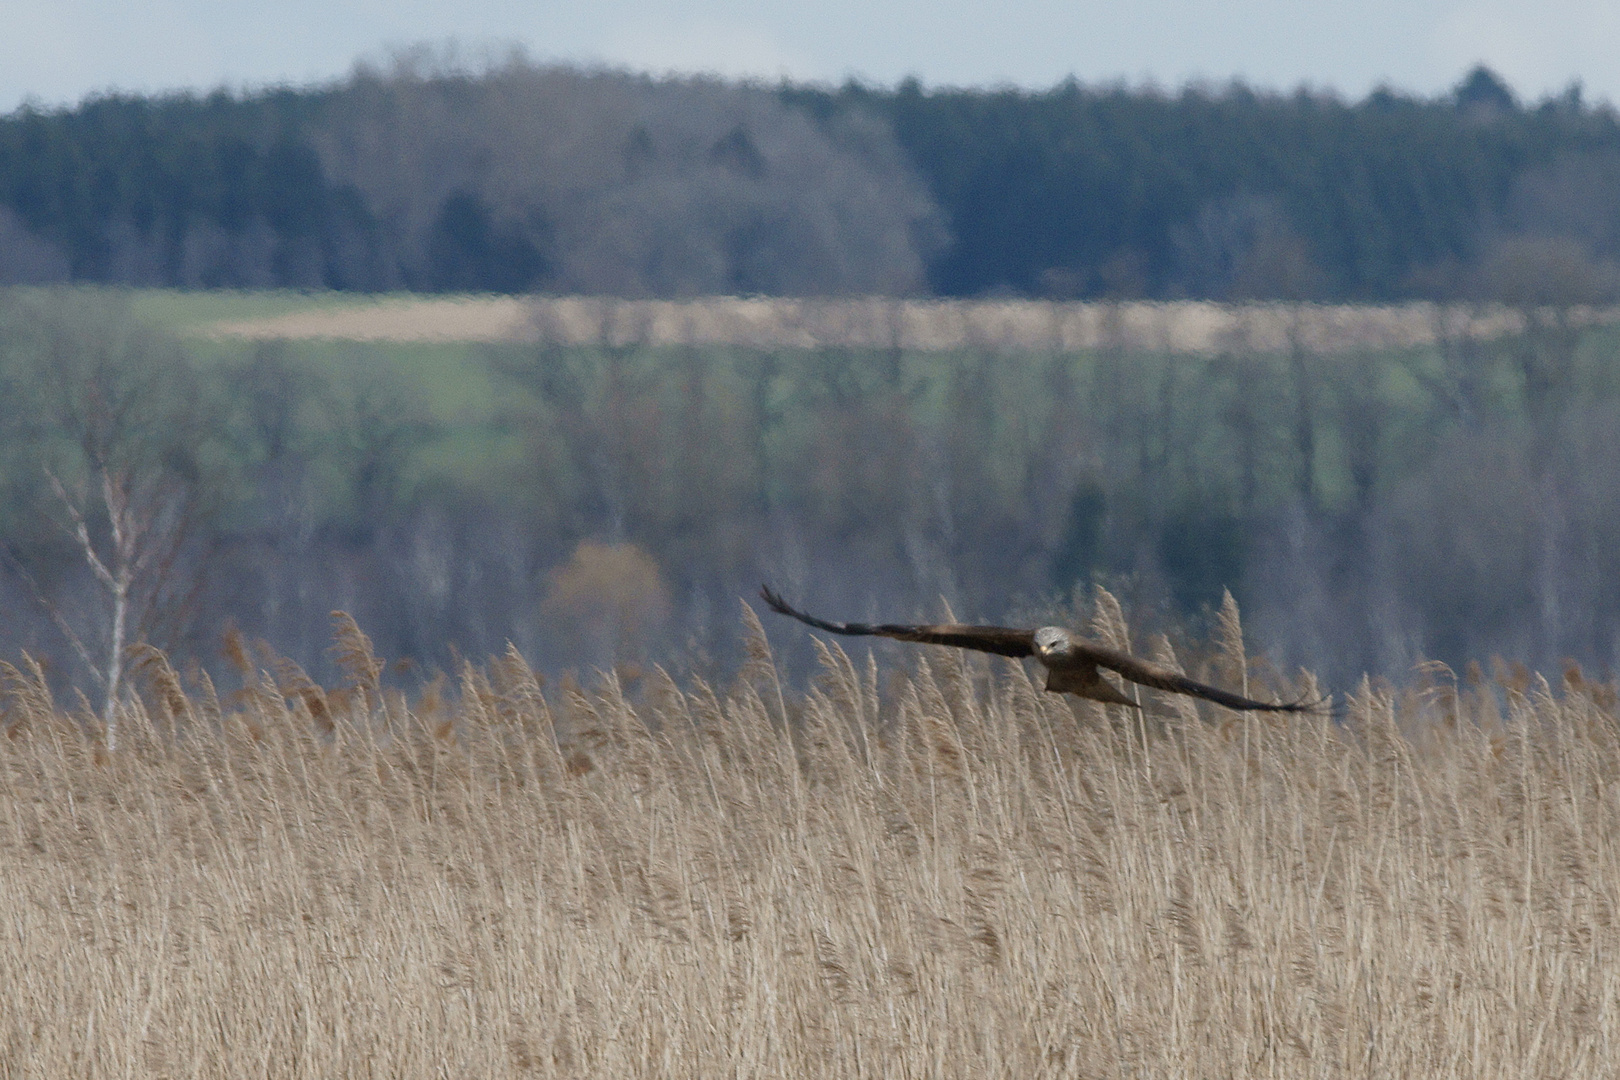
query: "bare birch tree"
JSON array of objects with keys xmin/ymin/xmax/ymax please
[
  {"xmin": 40, "ymin": 465, "xmax": 201, "ymax": 746},
  {"xmin": 2, "ymin": 293, "xmax": 215, "ymax": 747}
]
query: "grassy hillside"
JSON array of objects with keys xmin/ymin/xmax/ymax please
[{"xmin": 3, "ymin": 604, "xmax": 1617, "ymax": 1076}]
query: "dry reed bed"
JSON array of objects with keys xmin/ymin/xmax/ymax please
[{"xmin": 3, "ymin": 604, "xmax": 1619, "ymax": 1077}]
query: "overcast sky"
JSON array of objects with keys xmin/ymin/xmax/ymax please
[{"xmin": 2, "ymin": 0, "xmax": 1615, "ymax": 114}]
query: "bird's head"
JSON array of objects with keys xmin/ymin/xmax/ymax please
[{"xmin": 1033, "ymin": 626, "xmax": 1072, "ymax": 661}]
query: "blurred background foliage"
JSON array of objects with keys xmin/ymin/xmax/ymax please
[
  {"xmin": 4, "ymin": 55, "xmax": 1620, "ymax": 693},
  {"xmin": 2, "ymin": 287, "xmax": 1618, "ymax": 693}
]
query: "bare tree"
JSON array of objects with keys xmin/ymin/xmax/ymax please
[
  {"xmin": 1286, "ymin": 314, "xmax": 1318, "ymax": 509},
  {"xmin": 1468, "ymin": 234, "xmax": 1620, "ymax": 419},
  {"xmin": 0, "ymin": 294, "xmax": 216, "ymax": 747},
  {"xmin": 1400, "ymin": 298, "xmax": 1493, "ymax": 427},
  {"xmin": 313, "ymin": 55, "xmax": 945, "ymax": 297},
  {"xmin": 0, "ymin": 207, "xmax": 71, "ymax": 284},
  {"xmin": 43, "ymin": 466, "xmax": 200, "ymax": 746},
  {"xmin": 1508, "ymin": 150, "xmax": 1620, "ymax": 264},
  {"xmin": 1173, "ymin": 193, "xmax": 1327, "ymax": 300}
]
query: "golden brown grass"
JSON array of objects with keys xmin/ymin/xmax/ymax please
[{"xmin": 4, "ymin": 603, "xmax": 1620, "ymax": 1077}]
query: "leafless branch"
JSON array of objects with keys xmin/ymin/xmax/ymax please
[
  {"xmin": 0, "ymin": 545, "xmax": 104, "ymax": 687},
  {"xmin": 46, "ymin": 468, "xmax": 116, "ymax": 590}
]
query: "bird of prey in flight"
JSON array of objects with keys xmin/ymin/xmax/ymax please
[{"xmin": 760, "ymin": 586, "xmax": 1312, "ymax": 712}]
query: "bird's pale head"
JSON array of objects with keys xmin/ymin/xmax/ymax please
[{"xmin": 1033, "ymin": 626, "xmax": 1072, "ymax": 660}]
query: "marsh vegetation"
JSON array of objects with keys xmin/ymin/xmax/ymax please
[{"xmin": 2, "ymin": 600, "xmax": 1616, "ymax": 1076}]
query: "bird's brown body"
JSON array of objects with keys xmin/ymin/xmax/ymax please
[{"xmin": 760, "ymin": 586, "xmax": 1312, "ymax": 713}]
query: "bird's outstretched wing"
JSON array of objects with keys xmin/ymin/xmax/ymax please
[
  {"xmin": 760, "ymin": 586, "xmax": 1317, "ymax": 712},
  {"xmin": 1076, "ymin": 642, "xmax": 1315, "ymax": 712},
  {"xmin": 759, "ymin": 586, "xmax": 1034, "ymax": 659}
]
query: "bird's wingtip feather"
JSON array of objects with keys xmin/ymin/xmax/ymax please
[{"xmin": 758, "ymin": 584, "xmax": 790, "ymax": 614}]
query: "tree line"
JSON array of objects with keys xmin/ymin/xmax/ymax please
[
  {"xmin": 0, "ymin": 57, "xmax": 938, "ymax": 297},
  {"xmin": 2, "ymin": 290, "xmax": 1618, "ymax": 699},
  {"xmin": 2, "ymin": 57, "xmax": 1619, "ymax": 301}
]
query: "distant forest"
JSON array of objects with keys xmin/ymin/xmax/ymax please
[{"xmin": 2, "ymin": 58, "xmax": 1620, "ymax": 301}]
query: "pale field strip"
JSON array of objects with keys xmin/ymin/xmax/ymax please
[{"xmin": 199, "ymin": 295, "xmax": 1620, "ymax": 354}]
